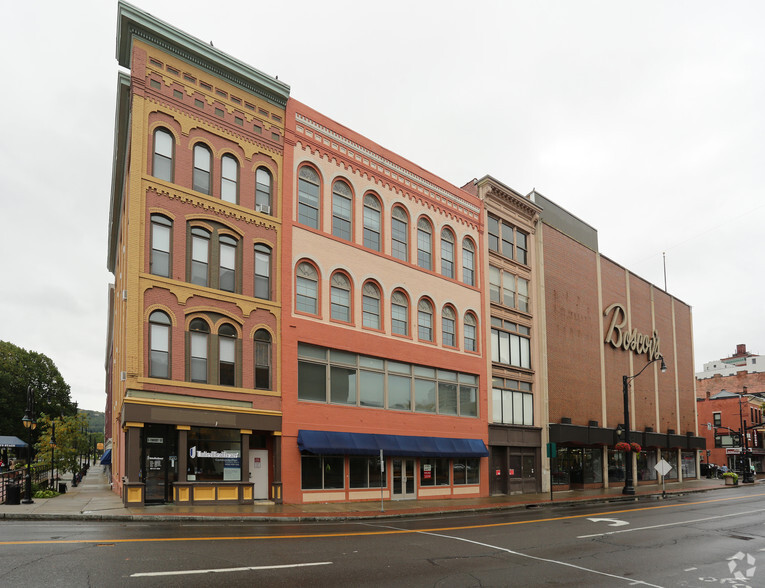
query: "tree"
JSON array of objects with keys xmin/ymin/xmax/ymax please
[
  {"xmin": 34, "ymin": 413, "xmax": 90, "ymax": 479},
  {"xmin": 0, "ymin": 341, "xmax": 77, "ymax": 444}
]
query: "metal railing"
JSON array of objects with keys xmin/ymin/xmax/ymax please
[{"xmin": 0, "ymin": 465, "xmax": 50, "ymax": 503}]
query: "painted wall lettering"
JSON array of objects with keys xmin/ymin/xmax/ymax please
[{"xmin": 603, "ymin": 303, "xmax": 661, "ymax": 361}]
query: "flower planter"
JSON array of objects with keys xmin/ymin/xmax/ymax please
[{"xmin": 724, "ymin": 477, "xmax": 738, "ymax": 486}]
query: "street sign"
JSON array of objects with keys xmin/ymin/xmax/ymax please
[
  {"xmin": 654, "ymin": 459, "xmax": 672, "ymax": 477},
  {"xmin": 546, "ymin": 442, "xmax": 557, "ymax": 458}
]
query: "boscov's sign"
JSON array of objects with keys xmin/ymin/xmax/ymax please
[{"xmin": 603, "ymin": 303, "xmax": 661, "ymax": 362}]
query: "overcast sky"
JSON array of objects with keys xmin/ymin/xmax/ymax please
[{"xmin": 1, "ymin": 1, "xmax": 763, "ymax": 411}]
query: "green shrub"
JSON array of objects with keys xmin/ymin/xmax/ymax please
[{"xmin": 33, "ymin": 489, "xmax": 60, "ymax": 499}]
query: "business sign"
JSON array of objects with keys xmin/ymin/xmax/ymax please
[{"xmin": 603, "ymin": 303, "xmax": 661, "ymax": 361}]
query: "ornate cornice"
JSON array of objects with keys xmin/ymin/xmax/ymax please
[
  {"xmin": 295, "ymin": 113, "xmax": 480, "ymax": 218},
  {"xmin": 117, "ymin": 2, "xmax": 289, "ymax": 108}
]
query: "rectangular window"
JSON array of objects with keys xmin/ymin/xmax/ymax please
[
  {"xmin": 296, "ymin": 344, "xmax": 478, "ymax": 416},
  {"xmin": 503, "ymin": 273, "xmax": 515, "ymax": 308},
  {"xmin": 388, "ymin": 374, "xmax": 411, "ymax": 411},
  {"xmin": 219, "ymin": 239, "xmax": 236, "ymax": 293},
  {"xmin": 359, "ymin": 370, "xmax": 384, "ymax": 408},
  {"xmin": 491, "ymin": 327, "xmax": 531, "ymax": 369},
  {"xmin": 501, "ymin": 224, "xmax": 514, "ymax": 258},
  {"xmin": 453, "ymin": 458, "xmax": 480, "ymax": 485},
  {"xmin": 150, "ymin": 323, "xmax": 169, "ymax": 378},
  {"xmin": 517, "ymin": 277, "xmax": 529, "ymax": 313},
  {"xmin": 301, "ymin": 455, "xmax": 344, "ymax": 490},
  {"xmin": 713, "ymin": 413, "xmax": 721, "ymax": 427},
  {"xmin": 190, "ymin": 332, "xmax": 207, "ymax": 383},
  {"xmin": 332, "ymin": 193, "xmax": 352, "ymax": 241},
  {"xmin": 187, "ymin": 427, "xmax": 241, "ymax": 482},
  {"xmin": 489, "ymin": 266, "xmax": 501, "ymax": 303},
  {"xmin": 492, "ymin": 384, "xmax": 533, "ymax": 426},
  {"xmin": 349, "ymin": 456, "xmax": 385, "ymax": 489},
  {"xmin": 330, "ymin": 366, "xmax": 356, "ymax": 405},
  {"xmin": 298, "ymin": 361, "xmax": 326, "ymax": 401},
  {"xmin": 391, "ymin": 217, "xmax": 408, "ymax": 261},
  {"xmin": 150, "ymin": 217, "xmax": 171, "ymax": 278},
  {"xmin": 516, "ymin": 231, "xmax": 528, "ymax": 264},
  {"xmin": 488, "ymin": 216, "xmax": 500, "ymax": 252},
  {"xmin": 420, "ymin": 458, "xmax": 450, "ymax": 486}
]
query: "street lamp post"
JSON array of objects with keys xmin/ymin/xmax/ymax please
[
  {"xmin": 49, "ymin": 421, "xmax": 56, "ymax": 490},
  {"xmin": 622, "ymin": 355, "xmax": 668, "ymax": 495},
  {"xmin": 21, "ymin": 385, "xmax": 36, "ymax": 504}
]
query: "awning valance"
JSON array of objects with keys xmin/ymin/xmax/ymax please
[
  {"xmin": 297, "ymin": 430, "xmax": 488, "ymax": 458},
  {"xmin": 0, "ymin": 436, "xmax": 28, "ymax": 448}
]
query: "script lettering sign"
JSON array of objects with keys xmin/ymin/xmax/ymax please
[{"xmin": 603, "ymin": 303, "xmax": 661, "ymax": 361}]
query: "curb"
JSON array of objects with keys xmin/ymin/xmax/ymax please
[{"xmin": 0, "ymin": 485, "xmax": 725, "ymax": 523}]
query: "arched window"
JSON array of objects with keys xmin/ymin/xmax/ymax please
[
  {"xmin": 391, "ymin": 290, "xmax": 409, "ymax": 336},
  {"xmin": 391, "ymin": 206, "xmax": 408, "ymax": 261},
  {"xmin": 298, "ymin": 166, "xmax": 320, "ymax": 229},
  {"xmin": 330, "ymin": 272, "xmax": 351, "ymax": 322},
  {"xmin": 189, "ymin": 318, "xmax": 210, "ymax": 383},
  {"xmin": 255, "ymin": 167, "xmax": 272, "ymax": 214},
  {"xmin": 462, "ymin": 238, "xmax": 476, "ymax": 286},
  {"xmin": 442, "ymin": 306, "xmax": 456, "ymax": 347},
  {"xmin": 362, "ymin": 282, "xmax": 381, "ymax": 330},
  {"xmin": 221, "ymin": 154, "xmax": 239, "ymax": 203},
  {"xmin": 254, "ymin": 329, "xmax": 272, "ymax": 389},
  {"xmin": 464, "ymin": 313, "xmax": 477, "ymax": 352},
  {"xmin": 192, "ymin": 143, "xmax": 212, "ymax": 194},
  {"xmin": 152, "ymin": 128, "xmax": 174, "ymax": 181},
  {"xmin": 190, "ymin": 227, "xmax": 211, "ymax": 287},
  {"xmin": 219, "ymin": 235, "xmax": 237, "ymax": 293},
  {"xmin": 218, "ymin": 323, "xmax": 237, "ymax": 386},
  {"xmin": 418, "ymin": 298, "xmax": 434, "ymax": 342},
  {"xmin": 441, "ymin": 228, "xmax": 455, "ymax": 279},
  {"xmin": 417, "ymin": 218, "xmax": 433, "ymax": 270},
  {"xmin": 254, "ymin": 243, "xmax": 271, "ymax": 300},
  {"xmin": 296, "ymin": 262, "xmax": 319, "ymax": 315},
  {"xmin": 332, "ymin": 180, "xmax": 353, "ymax": 241},
  {"xmin": 150, "ymin": 214, "xmax": 172, "ymax": 278},
  {"xmin": 149, "ymin": 310, "xmax": 171, "ymax": 378},
  {"xmin": 363, "ymin": 194, "xmax": 381, "ymax": 251}
]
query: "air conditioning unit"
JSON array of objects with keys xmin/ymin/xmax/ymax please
[
  {"xmin": 255, "ymin": 203, "xmax": 271, "ymax": 215},
  {"xmin": 120, "ymin": 371, "xmax": 127, "ymax": 381},
  {"xmin": 122, "ymin": 290, "xmax": 128, "ymax": 300}
]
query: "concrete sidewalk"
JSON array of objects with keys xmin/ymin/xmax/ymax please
[{"xmin": 0, "ymin": 467, "xmax": 750, "ymax": 523}]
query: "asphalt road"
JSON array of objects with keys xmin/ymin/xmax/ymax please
[{"xmin": 2, "ymin": 486, "xmax": 764, "ymax": 587}]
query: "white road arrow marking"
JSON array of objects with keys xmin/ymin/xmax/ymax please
[{"xmin": 587, "ymin": 517, "xmax": 629, "ymax": 527}]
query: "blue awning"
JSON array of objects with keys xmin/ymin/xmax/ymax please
[
  {"xmin": 100, "ymin": 449, "xmax": 112, "ymax": 465},
  {"xmin": 297, "ymin": 430, "xmax": 488, "ymax": 458},
  {"xmin": 0, "ymin": 436, "xmax": 28, "ymax": 448}
]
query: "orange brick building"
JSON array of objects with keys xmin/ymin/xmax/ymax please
[{"xmin": 279, "ymin": 100, "xmax": 489, "ymax": 504}]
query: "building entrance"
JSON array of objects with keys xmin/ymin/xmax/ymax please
[
  {"xmin": 490, "ymin": 446, "xmax": 538, "ymax": 495},
  {"xmin": 392, "ymin": 458, "xmax": 416, "ymax": 499},
  {"xmin": 142, "ymin": 424, "xmax": 178, "ymax": 503}
]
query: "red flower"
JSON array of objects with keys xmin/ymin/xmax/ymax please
[
  {"xmin": 614, "ymin": 442, "xmax": 631, "ymax": 452},
  {"xmin": 630, "ymin": 442, "xmax": 642, "ymax": 453}
]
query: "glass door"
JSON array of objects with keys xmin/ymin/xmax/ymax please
[
  {"xmin": 392, "ymin": 458, "xmax": 416, "ymax": 499},
  {"xmin": 142, "ymin": 424, "xmax": 177, "ymax": 504}
]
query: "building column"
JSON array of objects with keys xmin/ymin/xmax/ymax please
[{"xmin": 272, "ymin": 431, "xmax": 282, "ymax": 503}]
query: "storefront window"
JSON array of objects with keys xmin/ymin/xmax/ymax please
[
  {"xmin": 187, "ymin": 427, "xmax": 241, "ymax": 482},
  {"xmin": 607, "ymin": 449, "xmax": 626, "ymax": 483},
  {"xmin": 301, "ymin": 455, "xmax": 344, "ymax": 490},
  {"xmin": 553, "ymin": 447, "xmax": 603, "ymax": 485},
  {"xmin": 637, "ymin": 450, "xmax": 657, "ymax": 481},
  {"xmin": 664, "ymin": 450, "xmax": 679, "ymax": 479},
  {"xmin": 420, "ymin": 458, "xmax": 450, "ymax": 486},
  {"xmin": 681, "ymin": 452, "xmax": 697, "ymax": 477},
  {"xmin": 453, "ymin": 458, "xmax": 480, "ymax": 485},
  {"xmin": 349, "ymin": 456, "xmax": 385, "ymax": 488}
]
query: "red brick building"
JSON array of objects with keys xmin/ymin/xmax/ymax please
[
  {"xmin": 535, "ymin": 191, "xmax": 703, "ymax": 489},
  {"xmin": 696, "ymin": 345, "xmax": 765, "ymax": 473}
]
